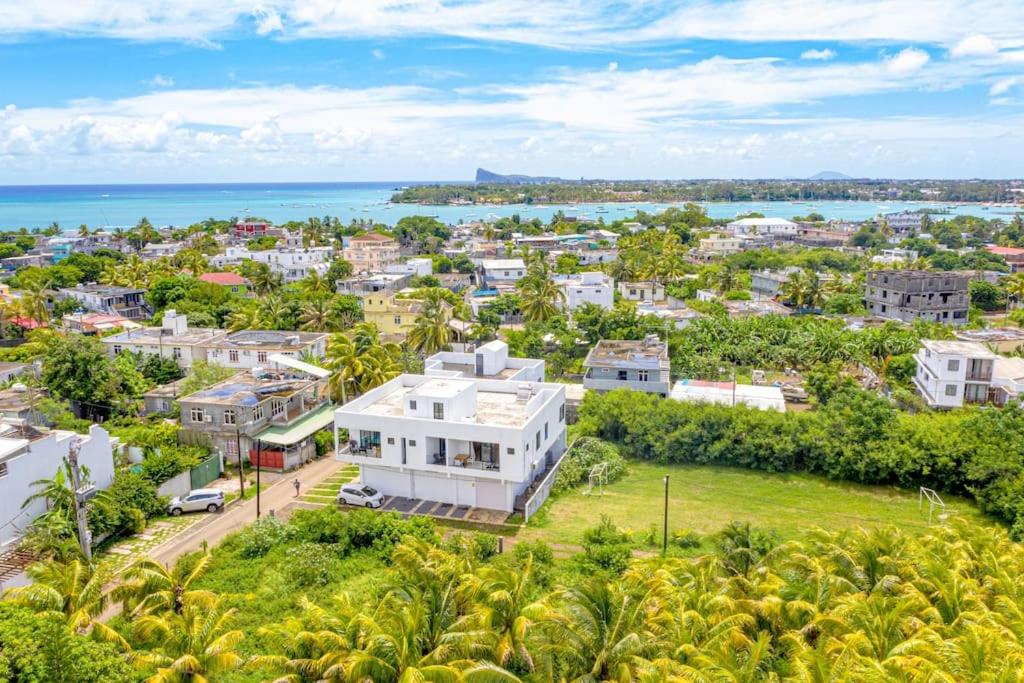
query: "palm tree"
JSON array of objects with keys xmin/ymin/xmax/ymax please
[
  {"xmin": 130, "ymin": 597, "xmax": 245, "ymax": 683},
  {"xmin": 1005, "ymin": 273, "xmax": 1024, "ymax": 309},
  {"xmin": 300, "ymin": 271, "xmax": 334, "ymax": 298},
  {"xmin": 259, "ymin": 295, "xmax": 290, "ymax": 330},
  {"xmin": 226, "ymin": 305, "xmax": 261, "ymax": 332},
  {"xmin": 116, "ymin": 552, "xmax": 216, "ymax": 616},
  {"xmin": 173, "ymin": 249, "xmax": 208, "ymax": 275},
  {"xmin": 407, "ymin": 298, "xmax": 452, "ymax": 355},
  {"xmin": 299, "ymin": 297, "xmax": 332, "ymax": 332},
  {"xmin": 3, "ymin": 557, "xmax": 126, "ymax": 646},
  {"xmin": 781, "ymin": 269, "xmax": 826, "ymax": 311},
  {"xmin": 249, "ymin": 263, "xmax": 282, "ymax": 296},
  {"xmin": 518, "ymin": 273, "xmax": 564, "ymax": 324}
]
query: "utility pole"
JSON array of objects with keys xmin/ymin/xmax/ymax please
[
  {"xmin": 662, "ymin": 474, "xmax": 669, "ymax": 556},
  {"xmin": 235, "ymin": 428, "xmax": 246, "ymax": 498},
  {"xmin": 67, "ymin": 438, "xmax": 92, "ymax": 561},
  {"xmin": 255, "ymin": 439, "xmax": 262, "ymax": 519}
]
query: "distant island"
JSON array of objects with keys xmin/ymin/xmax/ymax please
[
  {"xmin": 475, "ymin": 168, "xmax": 566, "ymax": 184},
  {"xmin": 391, "ymin": 178, "xmax": 1024, "ymax": 206}
]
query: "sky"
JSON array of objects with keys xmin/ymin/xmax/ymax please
[{"xmin": 1, "ymin": 1, "xmax": 1024, "ymax": 183}]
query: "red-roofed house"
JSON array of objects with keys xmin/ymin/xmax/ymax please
[
  {"xmin": 198, "ymin": 272, "xmax": 250, "ymax": 295},
  {"xmin": 986, "ymin": 245, "xmax": 1024, "ymax": 273},
  {"xmin": 235, "ymin": 221, "xmax": 269, "ymax": 238},
  {"xmin": 343, "ymin": 232, "xmax": 400, "ymax": 274}
]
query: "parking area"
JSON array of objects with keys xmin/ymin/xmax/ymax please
[{"xmin": 369, "ymin": 495, "xmax": 511, "ymax": 525}]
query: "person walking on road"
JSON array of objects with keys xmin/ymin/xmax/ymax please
[{"xmin": 293, "ymin": 479, "xmax": 301, "ymax": 497}]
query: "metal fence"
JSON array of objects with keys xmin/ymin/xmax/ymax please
[
  {"xmin": 523, "ymin": 439, "xmax": 577, "ymax": 522},
  {"xmin": 190, "ymin": 453, "xmax": 222, "ymax": 490}
]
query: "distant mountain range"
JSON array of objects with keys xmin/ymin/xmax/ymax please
[
  {"xmin": 808, "ymin": 171, "xmax": 854, "ymax": 181},
  {"xmin": 475, "ymin": 168, "xmax": 565, "ymax": 184}
]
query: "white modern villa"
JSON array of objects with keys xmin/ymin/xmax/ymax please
[
  {"xmin": 334, "ymin": 374, "xmax": 566, "ymax": 514},
  {"xmin": 424, "ymin": 340, "xmax": 544, "ymax": 382}
]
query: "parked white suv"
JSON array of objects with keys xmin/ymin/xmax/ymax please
[
  {"xmin": 168, "ymin": 489, "xmax": 225, "ymax": 516},
  {"xmin": 337, "ymin": 484, "xmax": 384, "ymax": 508}
]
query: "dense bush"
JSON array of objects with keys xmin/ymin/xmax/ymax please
[
  {"xmin": 581, "ymin": 515, "xmax": 633, "ymax": 574},
  {"xmin": 578, "ymin": 388, "xmax": 1024, "ymax": 536},
  {"xmin": 237, "ymin": 517, "xmax": 298, "ymax": 559},
  {"xmin": 285, "ymin": 542, "xmax": 339, "ymax": 586},
  {"xmin": 288, "ymin": 507, "xmax": 438, "ymax": 559},
  {"xmin": 553, "ymin": 437, "xmax": 628, "ymax": 494}
]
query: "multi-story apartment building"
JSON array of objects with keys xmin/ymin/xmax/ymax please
[
  {"xmin": 103, "ymin": 310, "xmax": 220, "ymax": 368},
  {"xmin": 865, "ymin": 270, "xmax": 970, "ymax": 326},
  {"xmin": 179, "ymin": 365, "xmax": 331, "ymax": 470},
  {"xmin": 57, "ymin": 284, "xmax": 151, "ymax": 319},
  {"xmin": 213, "ymin": 246, "xmax": 333, "ymax": 282},
  {"xmin": 726, "ymin": 217, "xmax": 798, "ymax": 236},
  {"xmin": 913, "ymin": 340, "xmax": 1000, "ymax": 408},
  {"xmin": 384, "ymin": 257, "xmax": 433, "ymax": 277},
  {"xmin": 986, "ymin": 245, "xmax": 1024, "ymax": 274},
  {"xmin": 583, "ymin": 335, "xmax": 671, "ymax": 396},
  {"xmin": 101, "ymin": 312, "xmax": 327, "ymax": 370},
  {"xmin": 696, "ymin": 234, "xmax": 743, "ymax": 258},
  {"xmin": 618, "ymin": 281, "xmax": 666, "ymax": 303},
  {"xmin": 424, "ymin": 340, "xmax": 544, "ymax": 382},
  {"xmin": 0, "ymin": 423, "xmax": 115, "ymax": 550},
  {"xmin": 334, "ymin": 374, "xmax": 567, "ymax": 512},
  {"xmin": 337, "ymin": 273, "xmax": 412, "ymax": 296},
  {"xmin": 342, "ymin": 233, "xmax": 400, "ymax": 274},
  {"xmin": 555, "ymin": 271, "xmax": 614, "ymax": 310},
  {"xmin": 362, "ymin": 294, "xmax": 452, "ymax": 336},
  {"xmin": 883, "ymin": 211, "xmax": 924, "ymax": 233},
  {"xmin": 201, "ymin": 330, "xmax": 328, "ymax": 370}
]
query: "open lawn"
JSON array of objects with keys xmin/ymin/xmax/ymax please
[{"xmin": 520, "ymin": 461, "xmax": 993, "ymax": 548}]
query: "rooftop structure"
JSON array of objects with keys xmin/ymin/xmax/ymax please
[
  {"xmin": 727, "ymin": 217, "xmax": 798, "ymax": 236},
  {"xmin": 57, "ymin": 284, "xmax": 150, "ymax": 319},
  {"xmin": 913, "ymin": 339, "xmax": 999, "ymax": 408},
  {"xmin": 337, "ymin": 272, "xmax": 412, "ymax": 296},
  {"xmin": 554, "ymin": 271, "xmax": 614, "ymax": 310},
  {"xmin": 343, "ymin": 232, "xmax": 400, "ymax": 274},
  {"xmin": 865, "ymin": 270, "xmax": 969, "ymax": 326},
  {"xmin": 198, "ymin": 271, "xmax": 249, "ymax": 288},
  {"xmin": 583, "ymin": 335, "xmax": 671, "ymax": 396},
  {"xmin": 424, "ymin": 340, "xmax": 544, "ymax": 382},
  {"xmin": 102, "ymin": 310, "xmax": 220, "ymax": 368},
  {"xmin": 722, "ymin": 299, "xmax": 793, "ymax": 318},
  {"xmin": 955, "ymin": 327, "xmax": 1024, "ymax": 353}
]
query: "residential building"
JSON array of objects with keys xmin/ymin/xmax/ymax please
[
  {"xmin": 865, "ymin": 270, "xmax": 970, "ymax": 326},
  {"xmin": 697, "ymin": 233, "xmax": 743, "ymax": 258},
  {"xmin": 872, "ymin": 248, "xmax": 920, "ymax": 266},
  {"xmin": 334, "ymin": 374, "xmax": 567, "ymax": 513},
  {"xmin": 337, "ymin": 272, "xmax": 412, "ymax": 296},
  {"xmin": 955, "ymin": 328, "xmax": 1024, "ymax": 353},
  {"xmin": 575, "ymin": 249, "xmax": 618, "ymax": 266},
  {"xmin": 0, "ymin": 387, "xmax": 47, "ymax": 424},
  {"xmin": 235, "ymin": 221, "xmax": 269, "ymax": 238},
  {"xmin": 555, "ymin": 271, "xmax": 614, "ymax": 311},
  {"xmin": 385, "ymin": 257, "xmax": 433, "ymax": 278},
  {"xmin": 1, "ymin": 254, "xmax": 54, "ymax": 272},
  {"xmin": 343, "ymin": 232, "xmax": 401, "ymax": 274},
  {"xmin": 750, "ymin": 267, "xmax": 836, "ymax": 299},
  {"xmin": 57, "ymin": 284, "xmax": 150, "ymax": 319},
  {"xmin": 102, "ymin": 310, "xmax": 220, "ymax": 369},
  {"xmin": 618, "ymin": 281, "xmax": 666, "ymax": 303},
  {"xmin": 197, "ymin": 272, "xmax": 249, "ymax": 295},
  {"xmin": 425, "ymin": 340, "xmax": 544, "ymax": 382},
  {"xmin": 583, "ymin": 336, "xmax": 671, "ymax": 396},
  {"xmin": 723, "ymin": 299, "xmax": 793, "ymax": 318},
  {"xmin": 179, "ymin": 363, "xmax": 331, "ymax": 471},
  {"xmin": 726, "ymin": 217, "xmax": 798, "ymax": 236},
  {"xmin": 0, "ymin": 363, "xmax": 35, "ymax": 384},
  {"xmin": 0, "ymin": 423, "xmax": 115, "ymax": 549},
  {"xmin": 637, "ymin": 299, "xmax": 703, "ymax": 330},
  {"xmin": 362, "ymin": 293, "xmax": 452, "ymax": 336},
  {"xmin": 212, "ymin": 246, "xmax": 333, "ymax": 282},
  {"xmin": 480, "ymin": 258, "xmax": 526, "ymax": 287},
  {"xmin": 986, "ymin": 245, "xmax": 1024, "ymax": 273},
  {"xmin": 587, "ymin": 229, "xmax": 620, "ymax": 246},
  {"xmin": 670, "ymin": 380, "xmax": 786, "ymax": 412},
  {"xmin": 141, "ymin": 241, "xmax": 184, "ymax": 259},
  {"xmin": 883, "ymin": 211, "xmax": 924, "ymax": 233},
  {"xmin": 142, "ymin": 378, "xmax": 188, "ymax": 415},
  {"xmin": 993, "ymin": 357, "xmax": 1024, "ymax": 404},
  {"xmin": 202, "ymin": 330, "xmax": 329, "ymax": 370},
  {"xmin": 913, "ymin": 340, "xmax": 1000, "ymax": 408}
]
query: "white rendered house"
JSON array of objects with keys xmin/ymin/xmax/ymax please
[
  {"xmin": 555, "ymin": 271, "xmax": 614, "ymax": 310},
  {"xmin": 726, "ymin": 217, "xmax": 798, "ymax": 236},
  {"xmin": 213, "ymin": 246, "xmax": 333, "ymax": 282},
  {"xmin": 913, "ymin": 340, "xmax": 998, "ymax": 408},
  {"xmin": 334, "ymin": 375, "xmax": 567, "ymax": 512},
  {"xmin": 424, "ymin": 340, "xmax": 544, "ymax": 382}
]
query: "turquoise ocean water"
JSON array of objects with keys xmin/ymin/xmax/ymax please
[{"xmin": 0, "ymin": 182, "xmax": 1012, "ymax": 230}]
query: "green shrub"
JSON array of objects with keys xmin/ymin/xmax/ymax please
[
  {"xmin": 671, "ymin": 529, "xmax": 702, "ymax": 549},
  {"xmin": 552, "ymin": 437, "xmax": 627, "ymax": 494},
  {"xmin": 581, "ymin": 515, "xmax": 633, "ymax": 574},
  {"xmin": 314, "ymin": 430, "xmax": 333, "ymax": 456},
  {"xmin": 285, "ymin": 542, "xmax": 338, "ymax": 586},
  {"xmin": 237, "ymin": 517, "xmax": 296, "ymax": 559}
]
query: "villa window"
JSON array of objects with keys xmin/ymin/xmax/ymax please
[
  {"xmin": 433, "ymin": 402, "xmax": 445, "ymax": 420},
  {"xmin": 172, "ymin": 347, "xmax": 182, "ymax": 359},
  {"xmin": 272, "ymin": 401, "xmax": 285, "ymax": 417},
  {"xmin": 229, "ymin": 350, "xmax": 239, "ymax": 363},
  {"xmin": 409, "ymin": 400, "xmax": 417, "ymax": 410},
  {"xmin": 544, "ymin": 422, "xmax": 549, "ymax": 439},
  {"xmin": 945, "ymin": 385, "xmax": 958, "ymax": 397},
  {"xmin": 0, "ymin": 462, "xmax": 7, "ymax": 478},
  {"xmin": 617, "ymin": 370, "xmax": 628, "ymax": 380},
  {"xmin": 190, "ymin": 408, "xmax": 205, "ymax": 423},
  {"xmin": 257, "ymin": 351, "xmax": 267, "ymax": 363},
  {"xmin": 947, "ymin": 359, "xmax": 960, "ymax": 372},
  {"xmin": 559, "ymin": 404, "xmax": 565, "ymax": 422},
  {"xmin": 638, "ymin": 370, "xmax": 649, "ymax": 382},
  {"xmin": 113, "ymin": 345, "xmax": 122, "ymax": 355},
  {"xmin": 254, "ymin": 405, "xmax": 264, "ymax": 420},
  {"xmin": 223, "ymin": 409, "xmax": 236, "ymax": 425},
  {"xmin": 535, "ymin": 431, "xmax": 541, "ymax": 449}
]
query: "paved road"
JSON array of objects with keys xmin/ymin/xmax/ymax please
[{"xmin": 148, "ymin": 456, "xmax": 343, "ymax": 567}]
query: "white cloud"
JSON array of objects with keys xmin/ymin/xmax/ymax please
[
  {"xmin": 240, "ymin": 118, "xmax": 284, "ymax": 151},
  {"xmin": 1, "ymin": 1, "xmax": 1024, "ymax": 51},
  {"xmin": 886, "ymin": 47, "xmax": 930, "ymax": 73},
  {"xmin": 950, "ymin": 34, "xmax": 999, "ymax": 58},
  {"xmin": 372, "ymin": 48, "xmax": 385, "ymax": 60},
  {"xmin": 990, "ymin": 77, "xmax": 1020, "ymax": 95},
  {"xmin": 800, "ymin": 48, "xmax": 836, "ymax": 61},
  {"xmin": 608, "ymin": 61, "xmax": 618, "ymax": 72},
  {"xmin": 314, "ymin": 126, "xmax": 371, "ymax": 151},
  {"xmin": 148, "ymin": 74, "xmax": 175, "ymax": 88}
]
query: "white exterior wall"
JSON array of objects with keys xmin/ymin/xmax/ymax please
[
  {"xmin": 557, "ymin": 273, "xmax": 614, "ymax": 311},
  {"xmin": 913, "ymin": 348, "xmax": 989, "ymax": 408},
  {"xmin": 385, "ymin": 258, "xmax": 433, "ymax": 277},
  {"xmin": 106, "ymin": 339, "xmax": 206, "ymax": 369},
  {"xmin": 214, "ymin": 247, "xmax": 333, "ymax": 282},
  {"xmin": 0, "ymin": 425, "xmax": 114, "ymax": 548},
  {"xmin": 335, "ymin": 376, "xmax": 567, "ymax": 511},
  {"xmin": 204, "ymin": 339, "xmax": 326, "ymax": 370}
]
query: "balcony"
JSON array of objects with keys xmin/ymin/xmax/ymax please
[{"xmin": 427, "ymin": 436, "xmax": 501, "ymax": 471}]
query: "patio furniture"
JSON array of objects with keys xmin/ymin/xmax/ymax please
[{"xmin": 454, "ymin": 453, "xmax": 471, "ymax": 467}]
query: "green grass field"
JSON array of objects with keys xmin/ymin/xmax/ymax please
[{"xmin": 520, "ymin": 461, "xmax": 993, "ymax": 547}]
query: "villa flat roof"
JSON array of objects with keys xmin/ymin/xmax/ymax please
[
  {"xmin": 104, "ymin": 325, "xmax": 221, "ymax": 346},
  {"xmin": 584, "ymin": 339, "xmax": 669, "ymax": 370},
  {"xmin": 181, "ymin": 371, "xmax": 320, "ymax": 406},
  {"xmin": 203, "ymin": 330, "xmax": 327, "ymax": 350},
  {"xmin": 920, "ymin": 340, "xmax": 997, "ymax": 357}
]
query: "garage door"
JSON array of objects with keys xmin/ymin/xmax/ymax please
[
  {"xmin": 363, "ymin": 467, "xmax": 411, "ymax": 498},
  {"xmin": 475, "ymin": 480, "xmax": 507, "ymax": 511}
]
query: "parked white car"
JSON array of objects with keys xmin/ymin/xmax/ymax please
[
  {"xmin": 168, "ymin": 489, "xmax": 225, "ymax": 516},
  {"xmin": 337, "ymin": 484, "xmax": 384, "ymax": 508}
]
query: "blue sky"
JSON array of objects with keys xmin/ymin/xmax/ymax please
[{"xmin": 0, "ymin": 1, "xmax": 1023, "ymax": 183}]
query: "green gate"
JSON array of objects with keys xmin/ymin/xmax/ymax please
[{"xmin": 190, "ymin": 454, "xmax": 222, "ymax": 490}]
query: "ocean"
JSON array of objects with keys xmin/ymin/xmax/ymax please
[{"xmin": 0, "ymin": 182, "xmax": 1011, "ymax": 230}]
